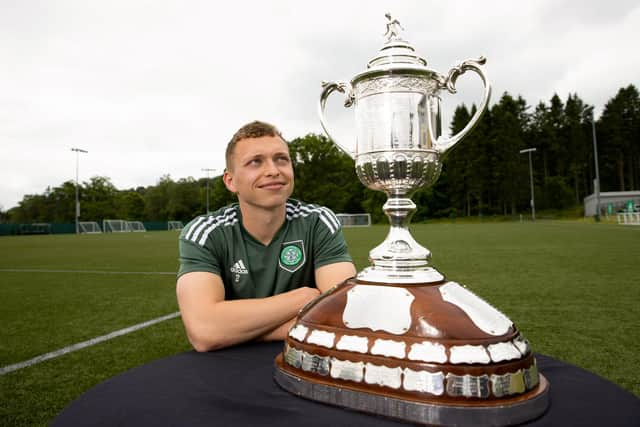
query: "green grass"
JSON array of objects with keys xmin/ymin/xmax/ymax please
[
  {"xmin": 0, "ymin": 232, "xmax": 191, "ymax": 426},
  {"xmin": 1, "ymin": 223, "xmax": 639, "ymax": 426},
  {"xmin": 347, "ymin": 222, "xmax": 640, "ymax": 398}
]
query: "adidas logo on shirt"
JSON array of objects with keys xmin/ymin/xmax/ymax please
[
  {"xmin": 230, "ymin": 260, "xmax": 248, "ymax": 274},
  {"xmin": 230, "ymin": 260, "xmax": 248, "ymax": 283}
]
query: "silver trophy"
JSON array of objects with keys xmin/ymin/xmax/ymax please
[
  {"xmin": 274, "ymin": 16, "xmax": 549, "ymax": 426},
  {"xmin": 319, "ymin": 15, "xmax": 490, "ymax": 283}
]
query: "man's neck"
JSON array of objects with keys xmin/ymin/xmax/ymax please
[{"xmin": 239, "ymin": 201, "xmax": 287, "ymax": 246}]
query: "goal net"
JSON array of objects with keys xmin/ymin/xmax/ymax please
[
  {"xmin": 103, "ymin": 219, "xmax": 130, "ymax": 232},
  {"xmin": 78, "ymin": 221, "xmax": 102, "ymax": 234},
  {"xmin": 336, "ymin": 213, "xmax": 372, "ymax": 227},
  {"xmin": 168, "ymin": 221, "xmax": 184, "ymax": 231},
  {"xmin": 126, "ymin": 221, "xmax": 147, "ymax": 232}
]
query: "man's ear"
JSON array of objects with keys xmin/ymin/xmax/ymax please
[{"xmin": 223, "ymin": 169, "xmax": 236, "ymax": 193}]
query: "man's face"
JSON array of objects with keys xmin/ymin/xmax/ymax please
[{"xmin": 223, "ymin": 135, "xmax": 294, "ymax": 211}]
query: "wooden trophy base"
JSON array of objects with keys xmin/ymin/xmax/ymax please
[
  {"xmin": 275, "ymin": 353, "xmax": 549, "ymax": 426},
  {"xmin": 273, "ymin": 277, "xmax": 550, "ymax": 425}
]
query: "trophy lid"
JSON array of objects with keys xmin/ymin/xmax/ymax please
[
  {"xmin": 367, "ymin": 38, "xmax": 427, "ymax": 68},
  {"xmin": 352, "ymin": 14, "xmax": 437, "ymax": 84}
]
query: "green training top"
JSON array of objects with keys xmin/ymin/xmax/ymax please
[{"xmin": 178, "ymin": 199, "xmax": 352, "ymax": 299}]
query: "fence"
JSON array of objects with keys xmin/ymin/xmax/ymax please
[
  {"xmin": 616, "ymin": 212, "xmax": 640, "ymax": 225},
  {"xmin": 0, "ymin": 221, "xmax": 179, "ymax": 236}
]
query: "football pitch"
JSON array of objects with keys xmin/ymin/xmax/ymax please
[{"xmin": 1, "ymin": 222, "xmax": 639, "ymax": 426}]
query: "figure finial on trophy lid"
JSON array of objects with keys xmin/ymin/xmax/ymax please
[{"xmin": 383, "ymin": 13, "xmax": 405, "ymax": 42}]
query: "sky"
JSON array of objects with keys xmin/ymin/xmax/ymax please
[{"xmin": 1, "ymin": 0, "xmax": 639, "ymax": 211}]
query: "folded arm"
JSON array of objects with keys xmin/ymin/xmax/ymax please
[
  {"xmin": 176, "ymin": 272, "xmax": 320, "ymax": 352},
  {"xmin": 176, "ymin": 261, "xmax": 356, "ymax": 352},
  {"xmin": 257, "ymin": 262, "xmax": 356, "ymax": 341}
]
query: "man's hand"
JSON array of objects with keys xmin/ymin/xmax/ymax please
[
  {"xmin": 255, "ymin": 264, "xmax": 357, "ymax": 342},
  {"xmin": 292, "ymin": 285, "xmax": 321, "ymax": 302},
  {"xmin": 256, "ymin": 286, "xmax": 320, "ymax": 341}
]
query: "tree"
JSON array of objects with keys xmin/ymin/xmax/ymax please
[
  {"xmin": 563, "ymin": 94, "xmax": 591, "ymax": 203},
  {"xmin": 529, "ymin": 102, "xmax": 550, "ymax": 181},
  {"xmin": 598, "ymin": 84, "xmax": 640, "ymax": 191},
  {"xmin": 80, "ymin": 176, "xmax": 119, "ymax": 221},
  {"xmin": 539, "ymin": 176, "xmax": 574, "ymax": 210},
  {"xmin": 547, "ymin": 94, "xmax": 568, "ymax": 178},
  {"xmin": 143, "ymin": 175, "xmax": 173, "ymax": 220},
  {"xmin": 440, "ymin": 105, "xmax": 472, "ymax": 216},
  {"xmin": 7, "ymin": 181, "xmax": 75, "ymax": 223},
  {"xmin": 289, "ymin": 133, "xmax": 363, "ymax": 213},
  {"xmin": 117, "ymin": 191, "xmax": 145, "ymax": 220},
  {"xmin": 488, "ymin": 93, "xmax": 529, "ymax": 215},
  {"xmin": 169, "ymin": 178, "xmax": 202, "ymax": 220},
  {"xmin": 455, "ymin": 104, "xmax": 492, "ymax": 216},
  {"xmin": 45, "ymin": 181, "xmax": 76, "ymax": 222},
  {"xmin": 209, "ymin": 177, "xmax": 237, "ymax": 214}
]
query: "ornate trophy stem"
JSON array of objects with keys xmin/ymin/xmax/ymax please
[
  {"xmin": 375, "ymin": 196, "xmax": 428, "ymax": 265},
  {"xmin": 361, "ymin": 194, "xmax": 442, "ymax": 283}
]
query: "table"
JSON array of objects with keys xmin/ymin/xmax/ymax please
[{"xmin": 52, "ymin": 341, "xmax": 640, "ymax": 426}]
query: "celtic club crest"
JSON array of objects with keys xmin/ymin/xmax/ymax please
[{"xmin": 279, "ymin": 240, "xmax": 306, "ymax": 273}]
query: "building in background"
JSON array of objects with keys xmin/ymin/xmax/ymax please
[{"xmin": 584, "ymin": 191, "xmax": 640, "ymax": 217}]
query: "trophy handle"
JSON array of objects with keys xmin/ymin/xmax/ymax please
[
  {"xmin": 433, "ymin": 57, "xmax": 491, "ymax": 154},
  {"xmin": 318, "ymin": 80, "xmax": 356, "ymax": 159}
]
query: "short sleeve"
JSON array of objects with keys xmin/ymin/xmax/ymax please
[
  {"xmin": 312, "ymin": 208, "xmax": 353, "ymax": 269},
  {"xmin": 177, "ymin": 223, "xmax": 222, "ymax": 278}
]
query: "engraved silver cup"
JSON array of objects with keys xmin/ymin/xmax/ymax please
[{"xmin": 319, "ymin": 15, "xmax": 491, "ymax": 283}]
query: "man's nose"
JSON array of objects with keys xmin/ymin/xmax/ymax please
[{"xmin": 264, "ymin": 159, "xmax": 281, "ymax": 176}]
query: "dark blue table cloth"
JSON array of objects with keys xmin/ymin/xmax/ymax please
[{"xmin": 52, "ymin": 341, "xmax": 640, "ymax": 426}]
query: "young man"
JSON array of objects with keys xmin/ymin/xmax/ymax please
[{"xmin": 177, "ymin": 121, "xmax": 356, "ymax": 351}]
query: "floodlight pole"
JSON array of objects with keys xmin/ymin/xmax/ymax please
[
  {"xmin": 520, "ymin": 148, "xmax": 537, "ymax": 221},
  {"xmin": 583, "ymin": 106, "xmax": 601, "ymax": 220},
  {"xmin": 591, "ymin": 119, "xmax": 601, "ymax": 221},
  {"xmin": 71, "ymin": 148, "xmax": 88, "ymax": 234},
  {"xmin": 202, "ymin": 168, "xmax": 216, "ymax": 214}
]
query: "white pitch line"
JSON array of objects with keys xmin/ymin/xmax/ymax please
[
  {"xmin": 0, "ymin": 311, "xmax": 181, "ymax": 375},
  {"xmin": 0, "ymin": 268, "xmax": 175, "ymax": 275}
]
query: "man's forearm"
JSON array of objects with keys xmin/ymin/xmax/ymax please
[
  {"xmin": 184, "ymin": 287, "xmax": 318, "ymax": 351},
  {"xmin": 257, "ymin": 317, "xmax": 296, "ymax": 342}
]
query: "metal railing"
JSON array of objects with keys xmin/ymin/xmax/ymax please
[{"xmin": 616, "ymin": 212, "xmax": 640, "ymax": 225}]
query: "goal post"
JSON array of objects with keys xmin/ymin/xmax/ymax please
[
  {"xmin": 78, "ymin": 221, "xmax": 102, "ymax": 234},
  {"xmin": 336, "ymin": 213, "xmax": 372, "ymax": 227},
  {"xmin": 102, "ymin": 219, "xmax": 130, "ymax": 232},
  {"xmin": 168, "ymin": 221, "xmax": 184, "ymax": 231},
  {"xmin": 126, "ymin": 221, "xmax": 147, "ymax": 232}
]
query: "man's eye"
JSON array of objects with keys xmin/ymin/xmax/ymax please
[
  {"xmin": 276, "ymin": 156, "xmax": 290, "ymax": 163},
  {"xmin": 248, "ymin": 159, "xmax": 261, "ymax": 166}
]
